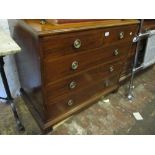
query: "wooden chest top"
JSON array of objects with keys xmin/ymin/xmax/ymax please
[{"xmin": 19, "ymin": 19, "xmax": 139, "ymax": 36}]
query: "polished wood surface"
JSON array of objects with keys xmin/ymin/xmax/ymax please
[
  {"xmin": 42, "ymin": 25, "xmax": 138, "ymax": 58},
  {"xmin": 8, "ymin": 19, "xmax": 139, "ymax": 133},
  {"xmin": 44, "ymin": 43, "xmax": 130, "ymax": 84},
  {"xmin": 46, "ymin": 61, "xmax": 122, "ymax": 102},
  {"xmin": 120, "ymin": 44, "xmax": 137, "ymax": 77},
  {"xmin": 8, "ymin": 20, "xmax": 46, "ymax": 120},
  {"xmin": 46, "ymin": 74, "xmax": 119, "ymax": 121},
  {"xmin": 46, "ymin": 19, "xmax": 107, "ymax": 24},
  {"xmin": 21, "ymin": 19, "xmax": 139, "ymax": 36},
  {"xmin": 42, "ymin": 28, "xmax": 103, "ymax": 57}
]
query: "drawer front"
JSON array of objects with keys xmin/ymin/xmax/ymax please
[
  {"xmin": 45, "ymin": 61, "xmax": 122, "ymax": 102},
  {"xmin": 102, "ymin": 24, "xmax": 138, "ymax": 46},
  {"xmin": 121, "ymin": 55, "xmax": 135, "ymax": 77},
  {"xmin": 41, "ymin": 25, "xmax": 138, "ymax": 58},
  {"xmin": 44, "ymin": 43, "xmax": 130, "ymax": 84},
  {"xmin": 128, "ymin": 44, "xmax": 136, "ymax": 57},
  {"xmin": 120, "ymin": 45, "xmax": 136, "ymax": 77},
  {"xmin": 46, "ymin": 74, "xmax": 119, "ymax": 120},
  {"xmin": 42, "ymin": 29, "xmax": 103, "ymax": 58}
]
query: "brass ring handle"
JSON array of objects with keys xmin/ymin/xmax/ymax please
[
  {"xmin": 67, "ymin": 99, "xmax": 74, "ymax": 106},
  {"xmin": 130, "ymin": 32, "xmax": 133, "ymax": 36},
  {"xmin": 74, "ymin": 39, "xmax": 81, "ymax": 49},
  {"xmin": 114, "ymin": 49, "xmax": 119, "ymax": 56},
  {"xmin": 119, "ymin": 32, "xmax": 124, "ymax": 39},
  {"xmin": 109, "ymin": 66, "xmax": 114, "ymax": 72},
  {"xmin": 69, "ymin": 81, "xmax": 77, "ymax": 89},
  {"xmin": 40, "ymin": 19, "xmax": 46, "ymax": 25},
  {"xmin": 71, "ymin": 61, "xmax": 79, "ymax": 70}
]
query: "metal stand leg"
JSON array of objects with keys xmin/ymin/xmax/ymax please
[
  {"xmin": 127, "ymin": 19, "xmax": 145, "ymax": 101},
  {"xmin": 127, "ymin": 60, "xmax": 137, "ymax": 100},
  {"xmin": 127, "ymin": 40, "xmax": 142, "ymax": 100},
  {"xmin": 0, "ymin": 56, "xmax": 24, "ymax": 131}
]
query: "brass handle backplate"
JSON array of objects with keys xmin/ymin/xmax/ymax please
[
  {"xmin": 40, "ymin": 19, "xmax": 46, "ymax": 25},
  {"xmin": 69, "ymin": 81, "xmax": 77, "ymax": 89},
  {"xmin": 114, "ymin": 49, "xmax": 119, "ymax": 56},
  {"xmin": 74, "ymin": 39, "xmax": 81, "ymax": 49},
  {"xmin": 109, "ymin": 66, "xmax": 114, "ymax": 72},
  {"xmin": 71, "ymin": 61, "xmax": 79, "ymax": 70},
  {"xmin": 67, "ymin": 99, "xmax": 74, "ymax": 106},
  {"xmin": 119, "ymin": 32, "xmax": 124, "ymax": 39}
]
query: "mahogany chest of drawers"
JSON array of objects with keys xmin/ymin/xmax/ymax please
[{"xmin": 8, "ymin": 19, "xmax": 139, "ymax": 133}]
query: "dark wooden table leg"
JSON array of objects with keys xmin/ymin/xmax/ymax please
[{"xmin": 0, "ymin": 56, "xmax": 25, "ymax": 131}]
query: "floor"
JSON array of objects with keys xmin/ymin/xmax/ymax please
[{"xmin": 0, "ymin": 66, "xmax": 155, "ymax": 135}]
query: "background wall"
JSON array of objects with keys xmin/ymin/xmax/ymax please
[{"xmin": 0, "ymin": 19, "xmax": 21, "ymax": 99}]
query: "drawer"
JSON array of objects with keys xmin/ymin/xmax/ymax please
[
  {"xmin": 45, "ymin": 60, "xmax": 122, "ymax": 101},
  {"xmin": 41, "ymin": 25, "xmax": 138, "ymax": 58},
  {"xmin": 102, "ymin": 24, "xmax": 138, "ymax": 46},
  {"xmin": 128, "ymin": 44, "xmax": 136, "ymax": 57},
  {"xmin": 41, "ymin": 29, "xmax": 103, "ymax": 57},
  {"xmin": 46, "ymin": 74, "xmax": 119, "ymax": 120},
  {"xmin": 120, "ymin": 44, "xmax": 136, "ymax": 77},
  {"xmin": 44, "ymin": 43, "xmax": 130, "ymax": 84}
]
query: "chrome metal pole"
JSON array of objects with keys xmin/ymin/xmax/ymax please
[{"xmin": 127, "ymin": 19, "xmax": 144, "ymax": 100}]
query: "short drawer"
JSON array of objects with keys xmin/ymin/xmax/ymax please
[
  {"xmin": 101, "ymin": 24, "xmax": 138, "ymax": 46},
  {"xmin": 46, "ymin": 74, "xmax": 119, "ymax": 120},
  {"xmin": 45, "ymin": 60, "xmax": 122, "ymax": 101},
  {"xmin": 44, "ymin": 43, "xmax": 130, "ymax": 84}
]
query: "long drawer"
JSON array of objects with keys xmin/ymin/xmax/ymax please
[
  {"xmin": 45, "ymin": 60, "xmax": 122, "ymax": 102},
  {"xmin": 41, "ymin": 25, "xmax": 138, "ymax": 58},
  {"xmin": 121, "ymin": 55, "xmax": 135, "ymax": 77},
  {"xmin": 42, "ymin": 29, "xmax": 103, "ymax": 58},
  {"xmin": 44, "ymin": 43, "xmax": 130, "ymax": 84},
  {"xmin": 46, "ymin": 73, "xmax": 119, "ymax": 120}
]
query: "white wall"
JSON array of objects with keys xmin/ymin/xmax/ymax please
[{"xmin": 0, "ymin": 19, "xmax": 21, "ymax": 99}]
